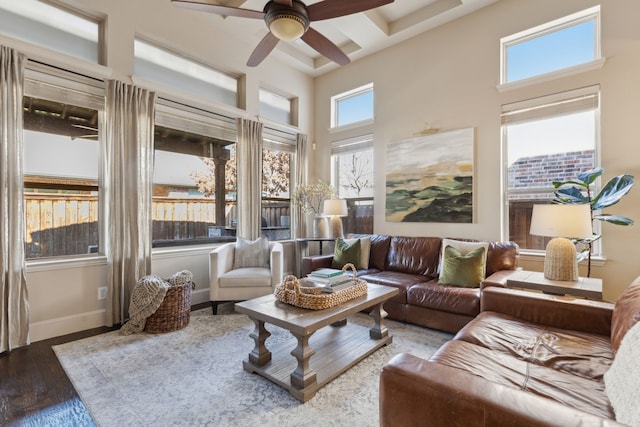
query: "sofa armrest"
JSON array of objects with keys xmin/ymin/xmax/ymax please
[
  {"xmin": 480, "ymin": 268, "xmax": 520, "ymax": 289},
  {"xmin": 481, "ymin": 286, "xmax": 613, "ymax": 336},
  {"xmin": 380, "ymin": 353, "xmax": 621, "ymax": 427},
  {"xmin": 301, "ymin": 255, "xmax": 333, "ymax": 276}
]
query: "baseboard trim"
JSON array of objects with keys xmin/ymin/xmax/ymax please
[{"xmin": 30, "ymin": 309, "xmax": 107, "ymax": 343}]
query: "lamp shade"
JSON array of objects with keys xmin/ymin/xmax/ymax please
[
  {"xmin": 322, "ymin": 199, "xmax": 348, "ymax": 217},
  {"xmin": 269, "ymin": 16, "xmax": 306, "ymax": 41},
  {"xmin": 530, "ymin": 204, "xmax": 592, "ymax": 239}
]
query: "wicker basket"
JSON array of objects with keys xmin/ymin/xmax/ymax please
[
  {"xmin": 145, "ymin": 280, "xmax": 196, "ymax": 334},
  {"xmin": 274, "ymin": 263, "xmax": 368, "ymax": 310}
]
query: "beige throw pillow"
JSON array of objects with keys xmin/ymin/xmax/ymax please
[
  {"xmin": 343, "ymin": 236, "xmax": 371, "ymax": 269},
  {"xmin": 233, "ymin": 236, "xmax": 269, "ymax": 269}
]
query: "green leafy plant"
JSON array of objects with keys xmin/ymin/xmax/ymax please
[{"xmin": 553, "ymin": 167, "xmax": 634, "ymax": 276}]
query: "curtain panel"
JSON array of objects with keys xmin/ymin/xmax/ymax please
[
  {"xmin": 104, "ymin": 80, "xmax": 156, "ymax": 326},
  {"xmin": 236, "ymin": 118, "xmax": 263, "ymax": 240},
  {"xmin": 0, "ymin": 46, "xmax": 29, "ymax": 353},
  {"xmin": 294, "ymin": 133, "xmax": 308, "ymax": 239}
]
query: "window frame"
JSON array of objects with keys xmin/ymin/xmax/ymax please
[
  {"xmin": 501, "ymin": 85, "xmax": 602, "ymax": 256},
  {"xmin": 259, "ymin": 87, "xmax": 297, "ymax": 126},
  {"xmin": 500, "ymin": 6, "xmax": 601, "ymax": 87},
  {"xmin": 23, "ymin": 62, "xmax": 106, "ymax": 261},
  {"xmin": 330, "ymin": 83, "xmax": 374, "ymax": 129}
]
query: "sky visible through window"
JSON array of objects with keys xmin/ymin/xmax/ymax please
[
  {"xmin": 507, "ymin": 20, "xmax": 595, "ymax": 83},
  {"xmin": 337, "ymin": 90, "xmax": 373, "ymax": 127}
]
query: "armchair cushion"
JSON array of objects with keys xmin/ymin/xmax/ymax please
[
  {"xmin": 219, "ymin": 267, "xmax": 273, "ymax": 288},
  {"xmin": 233, "ymin": 236, "xmax": 269, "ymax": 269}
]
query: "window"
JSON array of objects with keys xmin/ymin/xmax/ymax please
[
  {"xmin": 23, "ymin": 94, "xmax": 102, "ymax": 259},
  {"xmin": 0, "ymin": 0, "xmax": 101, "ymax": 63},
  {"xmin": 331, "ymin": 136, "xmax": 374, "ymax": 235},
  {"xmin": 153, "ymin": 101, "xmax": 237, "ymax": 247},
  {"xmin": 503, "ymin": 86, "xmax": 600, "ymax": 252},
  {"xmin": 330, "ymin": 83, "xmax": 373, "ymax": 128},
  {"xmin": 259, "ymin": 88, "xmax": 296, "ymax": 125},
  {"xmin": 501, "ymin": 6, "xmax": 600, "ymax": 84},
  {"xmin": 134, "ymin": 39, "xmax": 239, "ymax": 107},
  {"xmin": 261, "ymin": 134, "xmax": 294, "ymax": 241}
]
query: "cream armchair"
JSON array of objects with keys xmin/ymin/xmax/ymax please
[{"xmin": 209, "ymin": 241, "xmax": 284, "ymax": 314}]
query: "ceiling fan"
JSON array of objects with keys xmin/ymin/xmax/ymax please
[{"xmin": 171, "ymin": 0, "xmax": 394, "ymax": 67}]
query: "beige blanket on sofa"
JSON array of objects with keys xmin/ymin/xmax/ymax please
[{"xmin": 605, "ymin": 320, "xmax": 640, "ymax": 426}]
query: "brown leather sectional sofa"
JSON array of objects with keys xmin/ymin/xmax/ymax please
[
  {"xmin": 301, "ymin": 234, "xmax": 519, "ymax": 333},
  {"xmin": 379, "ymin": 277, "xmax": 640, "ymax": 426}
]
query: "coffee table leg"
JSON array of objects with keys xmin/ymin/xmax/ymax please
[
  {"xmin": 248, "ymin": 318, "xmax": 272, "ymax": 367},
  {"xmin": 290, "ymin": 332, "xmax": 317, "ymax": 390},
  {"xmin": 369, "ymin": 302, "xmax": 389, "ymax": 340}
]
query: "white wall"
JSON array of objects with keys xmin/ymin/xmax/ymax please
[
  {"xmin": 313, "ymin": 0, "xmax": 640, "ymax": 302},
  {"xmin": 19, "ymin": 0, "xmax": 312, "ymax": 342}
]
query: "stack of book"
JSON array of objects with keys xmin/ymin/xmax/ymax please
[{"xmin": 305, "ymin": 268, "xmax": 356, "ymax": 293}]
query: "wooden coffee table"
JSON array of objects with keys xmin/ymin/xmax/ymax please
[{"xmin": 234, "ymin": 283, "xmax": 399, "ymax": 402}]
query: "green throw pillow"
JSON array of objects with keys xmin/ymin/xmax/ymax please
[
  {"xmin": 438, "ymin": 245, "xmax": 486, "ymax": 288},
  {"xmin": 331, "ymin": 238, "xmax": 362, "ymax": 269}
]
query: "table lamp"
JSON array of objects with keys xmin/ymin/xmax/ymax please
[
  {"xmin": 529, "ymin": 204, "xmax": 593, "ymax": 281},
  {"xmin": 322, "ymin": 199, "xmax": 348, "ymax": 238}
]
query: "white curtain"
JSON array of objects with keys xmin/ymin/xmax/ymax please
[
  {"xmin": 294, "ymin": 133, "xmax": 308, "ymax": 238},
  {"xmin": 236, "ymin": 118, "xmax": 263, "ymax": 240},
  {"xmin": 104, "ymin": 80, "xmax": 156, "ymax": 326},
  {"xmin": 0, "ymin": 46, "xmax": 29, "ymax": 353}
]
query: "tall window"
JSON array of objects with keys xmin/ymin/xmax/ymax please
[
  {"xmin": 501, "ymin": 6, "xmax": 600, "ymax": 84},
  {"xmin": 23, "ymin": 94, "xmax": 102, "ymax": 259},
  {"xmin": 331, "ymin": 136, "xmax": 374, "ymax": 235},
  {"xmin": 330, "ymin": 83, "xmax": 374, "ymax": 128},
  {"xmin": 262, "ymin": 140, "xmax": 292, "ymax": 240},
  {"xmin": 503, "ymin": 86, "xmax": 600, "ymax": 252},
  {"xmin": 134, "ymin": 38, "xmax": 239, "ymax": 107},
  {"xmin": 154, "ymin": 100, "xmax": 238, "ymax": 247},
  {"xmin": 0, "ymin": 0, "xmax": 101, "ymax": 63}
]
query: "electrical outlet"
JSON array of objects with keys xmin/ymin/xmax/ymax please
[{"xmin": 98, "ymin": 287, "xmax": 108, "ymax": 300}]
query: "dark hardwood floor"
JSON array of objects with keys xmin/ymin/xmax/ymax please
[{"xmin": 0, "ymin": 302, "xmax": 208, "ymax": 426}]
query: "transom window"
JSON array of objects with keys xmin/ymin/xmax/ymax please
[
  {"xmin": 330, "ymin": 83, "xmax": 374, "ymax": 128},
  {"xmin": 134, "ymin": 38, "xmax": 239, "ymax": 108},
  {"xmin": 501, "ymin": 6, "xmax": 600, "ymax": 84},
  {"xmin": 0, "ymin": 0, "xmax": 101, "ymax": 63},
  {"xmin": 259, "ymin": 87, "xmax": 296, "ymax": 125}
]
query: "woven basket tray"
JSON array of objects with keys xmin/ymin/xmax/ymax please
[
  {"xmin": 145, "ymin": 281, "xmax": 196, "ymax": 334},
  {"xmin": 274, "ymin": 263, "xmax": 367, "ymax": 310}
]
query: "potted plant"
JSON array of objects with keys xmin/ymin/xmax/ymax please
[
  {"xmin": 553, "ymin": 167, "xmax": 634, "ymax": 276},
  {"xmin": 293, "ymin": 180, "xmax": 335, "ymax": 237}
]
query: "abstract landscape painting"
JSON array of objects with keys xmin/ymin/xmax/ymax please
[{"xmin": 385, "ymin": 128, "xmax": 474, "ymax": 223}]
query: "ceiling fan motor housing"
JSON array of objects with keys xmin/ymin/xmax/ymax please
[{"xmin": 264, "ymin": 0, "xmax": 310, "ymax": 41}]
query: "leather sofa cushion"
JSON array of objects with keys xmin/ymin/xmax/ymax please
[
  {"xmin": 486, "ymin": 241, "xmax": 519, "ymax": 276},
  {"xmin": 387, "ymin": 236, "xmax": 441, "ymax": 277},
  {"xmin": 359, "ymin": 271, "xmax": 428, "ymax": 304},
  {"xmin": 348, "ymin": 233, "xmax": 391, "ymax": 271},
  {"xmin": 455, "ymin": 311, "xmax": 613, "ymax": 381},
  {"xmin": 611, "ymin": 275, "xmax": 640, "ymax": 354},
  {"xmin": 430, "ymin": 340, "xmax": 614, "ymax": 420},
  {"xmin": 407, "ymin": 281, "xmax": 480, "ymax": 317}
]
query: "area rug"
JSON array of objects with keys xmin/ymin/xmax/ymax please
[{"xmin": 53, "ymin": 306, "xmax": 451, "ymax": 427}]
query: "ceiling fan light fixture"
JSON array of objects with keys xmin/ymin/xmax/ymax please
[{"xmin": 269, "ymin": 14, "xmax": 306, "ymax": 41}]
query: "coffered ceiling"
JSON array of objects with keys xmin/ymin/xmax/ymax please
[{"xmin": 183, "ymin": 0, "xmax": 499, "ymax": 76}]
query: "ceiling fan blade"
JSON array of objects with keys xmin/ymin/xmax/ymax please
[
  {"xmin": 272, "ymin": 0, "xmax": 293, "ymax": 6},
  {"xmin": 171, "ymin": 0, "xmax": 264, "ymax": 20},
  {"xmin": 247, "ymin": 33, "xmax": 280, "ymax": 67},
  {"xmin": 301, "ymin": 27, "xmax": 350, "ymax": 66},
  {"xmin": 307, "ymin": 0, "xmax": 394, "ymax": 21}
]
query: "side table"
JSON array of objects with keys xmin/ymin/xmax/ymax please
[{"xmin": 506, "ymin": 270, "xmax": 603, "ymax": 300}]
